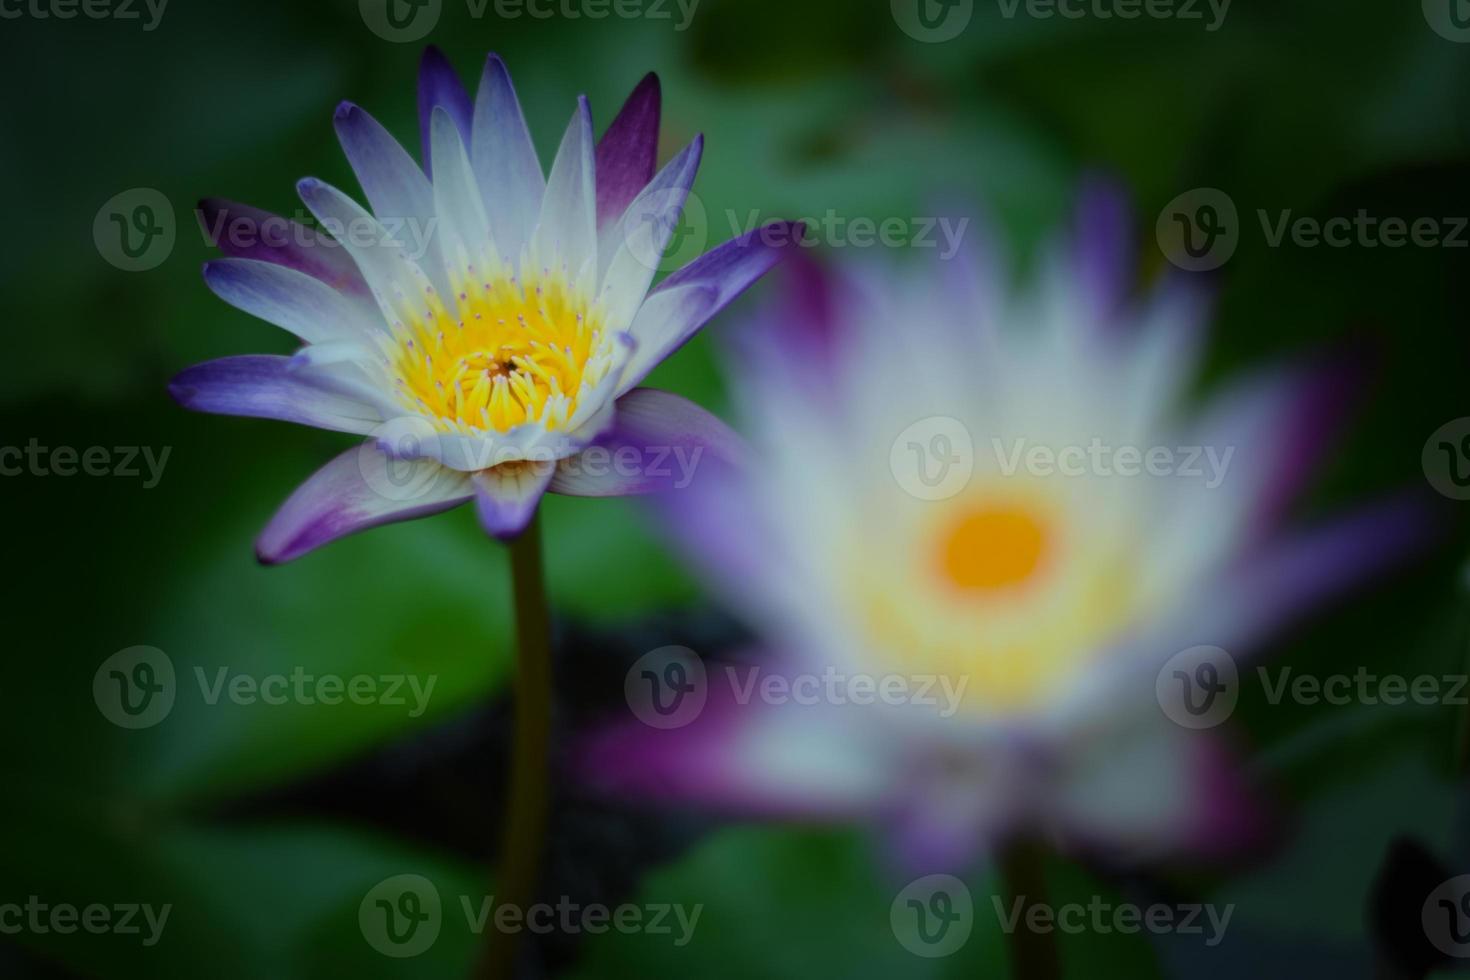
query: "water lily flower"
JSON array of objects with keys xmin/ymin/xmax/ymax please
[
  {"xmin": 580, "ymin": 187, "xmax": 1426, "ymax": 870},
  {"xmin": 172, "ymin": 47, "xmax": 797, "ymax": 560}
]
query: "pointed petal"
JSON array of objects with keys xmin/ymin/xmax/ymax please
[
  {"xmin": 595, "ymin": 72, "xmax": 660, "ymax": 231},
  {"xmin": 333, "ymin": 104, "xmax": 440, "ymax": 286},
  {"xmin": 550, "ymin": 388, "xmax": 744, "ymax": 497},
  {"xmin": 203, "ymin": 258, "xmax": 379, "ymax": 345},
  {"xmin": 472, "ymin": 460, "xmax": 555, "ymax": 539},
  {"xmin": 169, "ymin": 355, "xmax": 382, "ymax": 434},
  {"xmin": 257, "ymin": 446, "xmax": 474, "ymax": 564},
  {"xmin": 471, "ymin": 54, "xmax": 545, "ymax": 259},
  {"xmin": 417, "ymin": 45, "xmax": 472, "ymax": 176},
  {"xmin": 534, "ymin": 96, "xmax": 597, "ymax": 277},
  {"xmin": 429, "ymin": 107, "xmax": 496, "ymax": 288}
]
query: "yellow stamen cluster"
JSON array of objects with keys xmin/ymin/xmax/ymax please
[{"xmin": 383, "ymin": 266, "xmax": 610, "ymax": 434}]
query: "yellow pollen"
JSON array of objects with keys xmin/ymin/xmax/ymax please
[
  {"xmin": 937, "ymin": 503, "xmax": 1049, "ymax": 592},
  {"xmin": 384, "ymin": 266, "xmax": 607, "ymax": 434}
]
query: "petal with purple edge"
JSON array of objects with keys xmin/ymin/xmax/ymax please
[
  {"xmin": 550, "ymin": 387, "xmax": 743, "ymax": 497},
  {"xmin": 534, "ymin": 97, "xmax": 597, "ymax": 278},
  {"xmin": 169, "ymin": 355, "xmax": 382, "ymax": 434},
  {"xmin": 472, "ymin": 460, "xmax": 555, "ymax": 539},
  {"xmin": 617, "ymin": 221, "xmax": 804, "ymax": 394},
  {"xmin": 614, "ymin": 283, "xmax": 717, "ymax": 395},
  {"xmin": 418, "ymin": 45, "xmax": 473, "ymax": 177},
  {"xmin": 597, "ymin": 135, "xmax": 703, "ymax": 311},
  {"xmin": 334, "ymin": 103, "xmax": 437, "ymax": 228},
  {"xmin": 196, "ymin": 198, "xmax": 371, "ymax": 301},
  {"xmin": 257, "ymin": 445, "xmax": 474, "ymax": 564},
  {"xmin": 471, "ymin": 55, "xmax": 545, "ymax": 259},
  {"xmin": 203, "ymin": 258, "xmax": 379, "ymax": 345},
  {"xmin": 595, "ymin": 73, "xmax": 660, "ymax": 232}
]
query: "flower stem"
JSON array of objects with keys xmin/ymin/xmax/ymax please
[
  {"xmin": 477, "ymin": 513, "xmax": 553, "ymax": 980},
  {"xmin": 999, "ymin": 839, "xmax": 1062, "ymax": 980}
]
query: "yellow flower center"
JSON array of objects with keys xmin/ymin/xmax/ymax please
[
  {"xmin": 386, "ymin": 267, "xmax": 609, "ymax": 434},
  {"xmin": 937, "ymin": 503, "xmax": 1050, "ymax": 593}
]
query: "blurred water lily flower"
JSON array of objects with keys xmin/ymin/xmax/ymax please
[
  {"xmin": 172, "ymin": 48, "xmax": 794, "ymax": 560},
  {"xmin": 581, "ymin": 188, "xmax": 1425, "ymax": 870}
]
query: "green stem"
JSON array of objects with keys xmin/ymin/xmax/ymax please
[
  {"xmin": 1000, "ymin": 839, "xmax": 1062, "ymax": 980},
  {"xmin": 476, "ymin": 513, "xmax": 553, "ymax": 980}
]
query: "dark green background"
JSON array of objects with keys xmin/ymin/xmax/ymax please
[{"xmin": 2, "ymin": 0, "xmax": 1469, "ymax": 976}]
